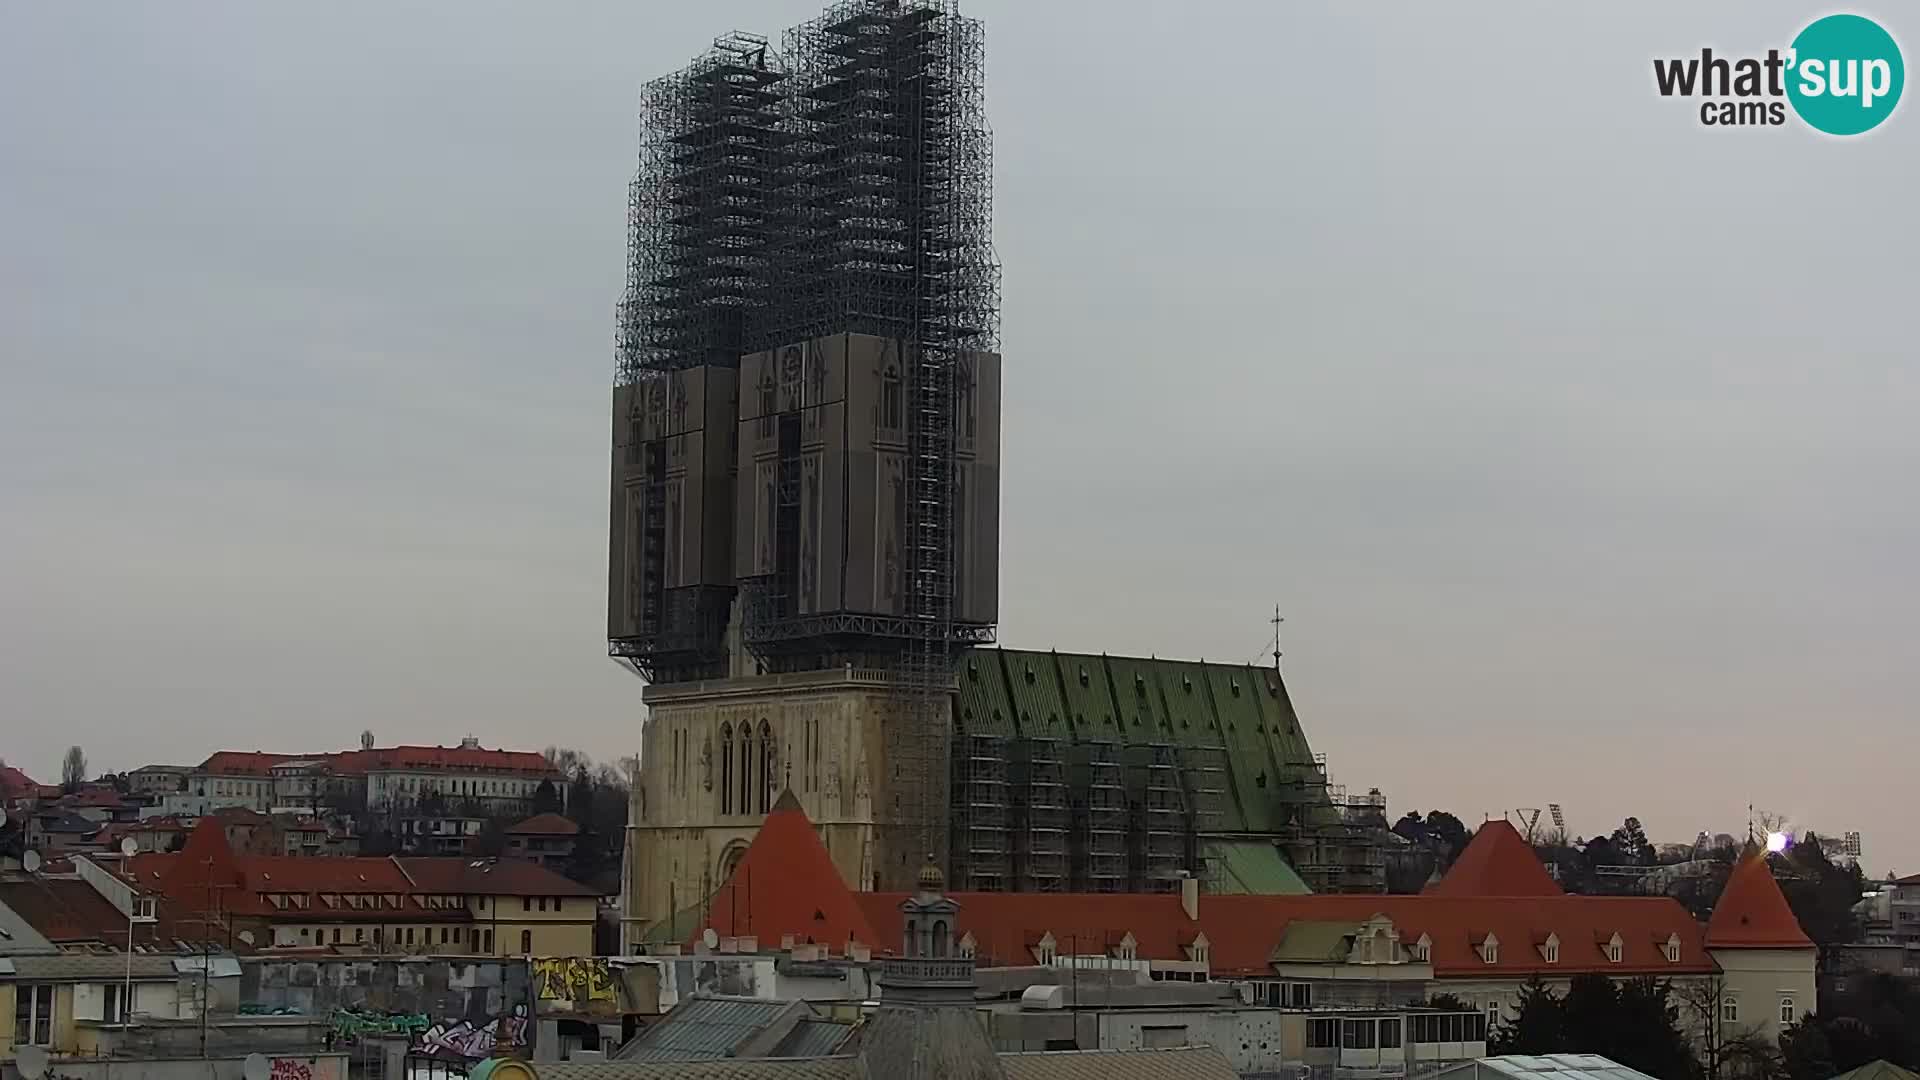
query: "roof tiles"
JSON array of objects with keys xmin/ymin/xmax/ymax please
[
  {"xmin": 1705, "ymin": 850, "xmax": 1813, "ymax": 949},
  {"xmin": 1427, "ymin": 820, "xmax": 1564, "ymax": 897}
]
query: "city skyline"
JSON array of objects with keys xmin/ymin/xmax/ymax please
[{"xmin": 4, "ymin": 2, "xmax": 1915, "ymax": 871}]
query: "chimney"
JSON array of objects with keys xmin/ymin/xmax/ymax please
[{"xmin": 1179, "ymin": 871, "xmax": 1198, "ymax": 921}]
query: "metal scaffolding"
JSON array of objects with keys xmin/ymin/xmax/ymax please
[
  {"xmin": 619, "ymin": 31, "xmax": 788, "ymax": 380},
  {"xmin": 1070, "ymin": 741, "xmax": 1128, "ymax": 893},
  {"xmin": 1127, "ymin": 743, "xmax": 1186, "ymax": 892},
  {"xmin": 774, "ymin": 0, "xmax": 998, "ymax": 879},
  {"xmin": 614, "ymin": 0, "xmax": 999, "ymax": 882},
  {"xmin": 1011, "ymin": 738, "xmax": 1069, "ymax": 892},
  {"xmin": 951, "ymin": 733, "xmax": 1011, "ymax": 891}
]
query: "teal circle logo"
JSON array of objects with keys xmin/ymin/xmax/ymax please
[{"xmin": 1786, "ymin": 14, "xmax": 1904, "ymax": 135}]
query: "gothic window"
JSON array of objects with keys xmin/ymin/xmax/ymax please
[
  {"xmin": 720, "ymin": 723, "xmax": 734, "ymax": 815},
  {"xmin": 738, "ymin": 724, "xmax": 753, "ymax": 816},
  {"xmin": 932, "ymin": 920, "xmax": 948, "ymax": 957},
  {"xmin": 881, "ymin": 365, "xmax": 902, "ymax": 430},
  {"xmin": 760, "ymin": 720, "xmax": 774, "ymax": 813}
]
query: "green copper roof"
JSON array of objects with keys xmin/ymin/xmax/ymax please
[
  {"xmin": 1205, "ymin": 839, "xmax": 1312, "ymax": 895},
  {"xmin": 1270, "ymin": 919, "xmax": 1361, "ymax": 963},
  {"xmin": 956, "ymin": 648, "xmax": 1332, "ymax": 839}
]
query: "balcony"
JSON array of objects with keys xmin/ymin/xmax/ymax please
[{"xmin": 878, "ymin": 957, "xmax": 976, "ymax": 987}]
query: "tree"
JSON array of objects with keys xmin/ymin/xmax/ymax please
[
  {"xmin": 61, "ymin": 746, "xmax": 88, "ymax": 790},
  {"xmin": 1493, "ymin": 976, "xmax": 1567, "ymax": 1053},
  {"xmin": 1609, "ymin": 977, "xmax": 1699, "ymax": 1080},
  {"xmin": 1779, "ymin": 1017, "xmax": 1835, "ymax": 1080},
  {"xmin": 1426, "ymin": 811, "xmax": 1468, "ymax": 860},
  {"xmin": 532, "ymin": 779, "xmax": 562, "ymax": 816},
  {"xmin": 1776, "ymin": 834, "xmax": 1866, "ymax": 960},
  {"xmin": 1612, "ymin": 817, "xmax": 1652, "ymax": 866},
  {"xmin": 1425, "ymin": 993, "xmax": 1472, "ymax": 1013}
]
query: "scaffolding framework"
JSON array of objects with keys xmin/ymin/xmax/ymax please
[{"xmin": 614, "ymin": 1, "xmax": 999, "ymax": 882}]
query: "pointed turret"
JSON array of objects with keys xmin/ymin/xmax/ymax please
[
  {"xmin": 1707, "ymin": 848, "xmax": 1812, "ymax": 948},
  {"xmin": 1426, "ymin": 819, "xmax": 1562, "ymax": 897}
]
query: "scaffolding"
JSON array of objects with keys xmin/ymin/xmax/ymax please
[
  {"xmin": 614, "ymin": 1, "xmax": 999, "ymax": 882},
  {"xmin": 619, "ymin": 31, "xmax": 788, "ymax": 379},
  {"xmin": 950, "ymin": 733, "xmax": 1010, "ymax": 891},
  {"xmin": 1011, "ymin": 737, "xmax": 1069, "ymax": 892},
  {"xmin": 1276, "ymin": 757, "xmax": 1389, "ymax": 894},
  {"xmin": 778, "ymin": 0, "xmax": 997, "ymax": 878},
  {"xmin": 611, "ymin": 32, "xmax": 787, "ymax": 679},
  {"xmin": 1175, "ymin": 743, "xmax": 1228, "ymax": 884},
  {"xmin": 1070, "ymin": 741, "xmax": 1128, "ymax": 892},
  {"xmin": 1125, "ymin": 743, "xmax": 1186, "ymax": 892}
]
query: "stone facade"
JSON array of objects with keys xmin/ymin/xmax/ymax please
[{"xmin": 627, "ymin": 666, "xmax": 935, "ymax": 938}]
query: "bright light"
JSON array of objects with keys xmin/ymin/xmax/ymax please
[{"xmin": 1765, "ymin": 831, "xmax": 1790, "ymax": 854}]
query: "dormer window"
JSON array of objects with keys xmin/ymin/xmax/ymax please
[
  {"xmin": 1606, "ymin": 933, "xmax": 1625, "ymax": 964},
  {"xmin": 1412, "ymin": 934, "xmax": 1431, "ymax": 963},
  {"xmin": 1664, "ymin": 935, "xmax": 1682, "ymax": 964},
  {"xmin": 1541, "ymin": 934, "xmax": 1559, "ymax": 964},
  {"xmin": 1481, "ymin": 935, "xmax": 1499, "ymax": 965}
]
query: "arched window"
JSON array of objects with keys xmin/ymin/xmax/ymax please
[
  {"xmin": 932, "ymin": 920, "xmax": 948, "ymax": 958},
  {"xmin": 905, "ymin": 919, "xmax": 918, "ymax": 958},
  {"xmin": 759, "ymin": 720, "xmax": 774, "ymax": 813},
  {"xmin": 738, "ymin": 724, "xmax": 752, "ymax": 816},
  {"xmin": 720, "ymin": 723, "xmax": 734, "ymax": 815}
]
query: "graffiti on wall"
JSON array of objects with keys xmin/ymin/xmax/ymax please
[
  {"xmin": 413, "ymin": 1006, "xmax": 529, "ymax": 1062},
  {"xmin": 328, "ymin": 1007, "xmax": 529, "ymax": 1062},
  {"xmin": 532, "ymin": 956, "xmax": 617, "ymax": 1004},
  {"xmin": 329, "ymin": 1008, "xmax": 431, "ymax": 1045},
  {"xmin": 269, "ymin": 1059, "xmax": 314, "ymax": 1080}
]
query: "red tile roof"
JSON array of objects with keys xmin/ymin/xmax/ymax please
[
  {"xmin": 198, "ymin": 752, "xmax": 304, "ymax": 777},
  {"xmin": 1706, "ymin": 850, "xmax": 1813, "ymax": 949},
  {"xmin": 124, "ymin": 821, "xmax": 595, "ymax": 924},
  {"xmin": 1426, "ymin": 820, "xmax": 1563, "ymax": 897},
  {"xmin": 698, "ymin": 790, "xmax": 877, "ymax": 949},
  {"xmin": 507, "ymin": 813, "xmax": 580, "ymax": 836},
  {"xmin": 1, "ymin": 765, "xmax": 44, "ymax": 800},
  {"xmin": 197, "ymin": 745, "xmax": 559, "ymax": 778},
  {"xmin": 703, "ymin": 799, "xmax": 1718, "ymax": 982},
  {"xmin": 0, "ymin": 877, "xmax": 212, "ymax": 949}
]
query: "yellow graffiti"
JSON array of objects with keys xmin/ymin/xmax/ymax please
[{"xmin": 532, "ymin": 957, "xmax": 617, "ymax": 1004}]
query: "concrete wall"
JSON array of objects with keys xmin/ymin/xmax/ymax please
[
  {"xmin": 0, "ymin": 1054, "xmax": 347, "ymax": 1080},
  {"xmin": 241, "ymin": 957, "xmax": 533, "ymax": 1027}
]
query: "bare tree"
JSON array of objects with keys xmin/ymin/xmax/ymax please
[
  {"xmin": 61, "ymin": 746, "xmax": 88, "ymax": 789},
  {"xmin": 1673, "ymin": 975, "xmax": 1781, "ymax": 1080}
]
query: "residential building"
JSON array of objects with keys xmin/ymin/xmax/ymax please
[
  {"xmin": 1889, "ymin": 872, "xmax": 1920, "ymax": 948},
  {"xmin": 1, "ymin": 766, "xmax": 51, "ymax": 809},
  {"xmin": 125, "ymin": 765, "xmax": 192, "ymax": 798},
  {"xmin": 118, "ymin": 819, "xmax": 597, "ymax": 958},
  {"xmin": 157, "ymin": 739, "xmax": 563, "ymax": 825},
  {"xmin": 507, "ymin": 814, "xmax": 580, "ymax": 872}
]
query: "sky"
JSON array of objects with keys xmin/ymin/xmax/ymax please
[{"xmin": 3, "ymin": 3, "xmax": 1914, "ymax": 872}]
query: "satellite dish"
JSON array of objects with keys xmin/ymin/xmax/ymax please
[
  {"xmin": 242, "ymin": 1053, "xmax": 270, "ymax": 1080},
  {"xmin": 16, "ymin": 1045, "xmax": 50, "ymax": 1079},
  {"xmin": 239, "ymin": 930, "xmax": 256, "ymax": 946},
  {"xmin": 121, "ymin": 836, "xmax": 140, "ymax": 857},
  {"xmin": 702, "ymin": 927, "xmax": 719, "ymax": 949},
  {"xmin": 23, "ymin": 850, "xmax": 42, "ymax": 873}
]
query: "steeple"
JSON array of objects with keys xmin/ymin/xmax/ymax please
[{"xmin": 1707, "ymin": 847, "xmax": 1813, "ymax": 949}]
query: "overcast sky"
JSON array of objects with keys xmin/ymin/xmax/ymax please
[{"xmin": 3, "ymin": 3, "xmax": 1914, "ymax": 872}]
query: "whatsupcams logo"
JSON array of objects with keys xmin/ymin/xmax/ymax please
[{"xmin": 1654, "ymin": 13, "xmax": 1904, "ymax": 134}]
